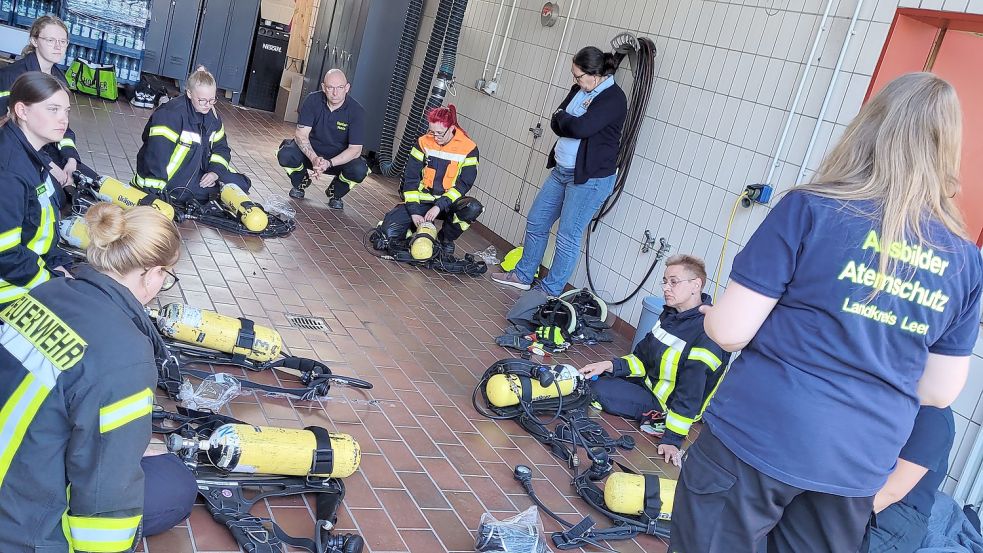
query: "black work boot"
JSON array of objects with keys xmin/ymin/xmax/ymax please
[
  {"xmin": 439, "ymin": 240, "xmax": 455, "ymax": 258},
  {"xmin": 289, "ymin": 173, "xmax": 311, "ymax": 199},
  {"xmin": 325, "ymin": 182, "xmax": 343, "ymax": 209}
]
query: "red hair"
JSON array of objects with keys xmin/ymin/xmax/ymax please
[{"xmin": 426, "ymin": 104, "xmax": 467, "ymax": 136}]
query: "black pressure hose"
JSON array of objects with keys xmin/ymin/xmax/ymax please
[
  {"xmin": 585, "ymin": 37, "xmax": 657, "ymax": 306},
  {"xmin": 377, "ymin": 0, "xmax": 423, "ymax": 175},
  {"xmin": 386, "ymin": 0, "xmax": 454, "ymax": 177},
  {"xmin": 419, "ymin": 0, "xmax": 468, "ymax": 138}
]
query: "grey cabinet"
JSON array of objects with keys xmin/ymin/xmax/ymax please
[
  {"xmin": 143, "ymin": 0, "xmax": 203, "ymax": 80},
  {"xmin": 191, "ymin": 0, "xmax": 260, "ymax": 93},
  {"xmin": 301, "ymin": 0, "xmax": 370, "ymax": 100}
]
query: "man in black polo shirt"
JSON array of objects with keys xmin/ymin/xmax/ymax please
[{"xmin": 277, "ymin": 68, "xmax": 368, "ymax": 209}]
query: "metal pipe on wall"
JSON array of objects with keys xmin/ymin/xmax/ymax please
[
  {"xmin": 481, "ymin": 0, "xmax": 508, "ymax": 81},
  {"xmin": 798, "ymin": 0, "xmax": 867, "ymax": 183},
  {"xmin": 492, "ymin": 0, "xmax": 519, "ymax": 81},
  {"xmin": 763, "ymin": 0, "xmax": 836, "ymax": 186}
]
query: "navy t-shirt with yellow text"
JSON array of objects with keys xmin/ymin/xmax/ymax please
[
  {"xmin": 297, "ymin": 92, "xmax": 365, "ymax": 159},
  {"xmin": 705, "ymin": 190, "xmax": 982, "ymax": 497}
]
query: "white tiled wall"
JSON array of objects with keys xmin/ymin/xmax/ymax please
[{"xmin": 393, "ymin": 0, "xmax": 983, "ymax": 490}]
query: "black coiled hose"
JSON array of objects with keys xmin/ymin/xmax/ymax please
[
  {"xmin": 585, "ymin": 37, "xmax": 658, "ymax": 306},
  {"xmin": 419, "ymin": 0, "xmax": 469, "ymax": 136},
  {"xmin": 377, "ymin": 0, "xmax": 423, "ymax": 175}
]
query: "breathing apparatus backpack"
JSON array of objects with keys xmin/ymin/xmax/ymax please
[
  {"xmin": 499, "ymin": 288, "xmax": 613, "ymax": 356},
  {"xmin": 366, "ymin": 223, "xmax": 488, "ymax": 276},
  {"xmin": 149, "ymin": 303, "xmax": 373, "ymax": 401},
  {"xmin": 155, "ymin": 407, "xmax": 365, "ymax": 553}
]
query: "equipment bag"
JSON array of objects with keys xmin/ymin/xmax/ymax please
[{"xmin": 66, "ymin": 58, "xmax": 119, "ymax": 101}]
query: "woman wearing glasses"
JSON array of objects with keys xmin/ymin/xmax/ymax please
[
  {"xmin": 492, "ymin": 45, "xmax": 626, "ymax": 295},
  {"xmin": 372, "ymin": 104, "xmax": 482, "ymax": 257},
  {"xmin": 579, "ymin": 255, "xmax": 730, "ymax": 468},
  {"xmin": 0, "ymin": 15, "xmax": 89, "ymax": 198},
  {"xmin": 0, "ymin": 201, "xmax": 198, "ymax": 551},
  {"xmin": 133, "ymin": 65, "xmax": 252, "ymax": 204}
]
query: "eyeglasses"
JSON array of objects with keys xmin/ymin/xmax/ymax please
[
  {"xmin": 193, "ymin": 97, "xmax": 217, "ymax": 107},
  {"xmin": 428, "ymin": 127, "xmax": 452, "ymax": 138},
  {"xmin": 322, "ymin": 84, "xmax": 347, "ymax": 92},
  {"xmin": 662, "ymin": 277, "xmax": 698, "ymax": 289},
  {"xmin": 143, "ymin": 267, "xmax": 180, "ymax": 291},
  {"xmin": 573, "ymin": 71, "xmax": 592, "ymax": 81},
  {"xmin": 37, "ymin": 36, "xmax": 68, "ymax": 47}
]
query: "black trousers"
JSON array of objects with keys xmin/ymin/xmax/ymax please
[
  {"xmin": 671, "ymin": 425, "xmax": 874, "ymax": 553},
  {"xmin": 142, "ymin": 453, "xmax": 198, "ymax": 536},
  {"xmin": 378, "ymin": 199, "xmax": 481, "ymax": 245},
  {"xmin": 591, "ymin": 374, "xmax": 661, "ymax": 419},
  {"xmin": 276, "ymin": 139, "xmax": 368, "ymax": 199}
]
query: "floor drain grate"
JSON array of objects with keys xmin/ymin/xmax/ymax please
[{"xmin": 286, "ymin": 314, "xmax": 329, "ymax": 332}]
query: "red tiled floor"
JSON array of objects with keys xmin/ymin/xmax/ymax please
[{"xmin": 68, "ymin": 94, "xmax": 671, "ymax": 552}]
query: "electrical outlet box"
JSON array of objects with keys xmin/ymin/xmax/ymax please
[{"xmin": 743, "ymin": 184, "xmax": 774, "ymax": 207}]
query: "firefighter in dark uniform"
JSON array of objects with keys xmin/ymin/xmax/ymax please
[
  {"xmin": 0, "ymin": 72, "xmax": 75, "ymax": 306},
  {"xmin": 0, "ymin": 15, "xmax": 94, "ymax": 202},
  {"xmin": 373, "ymin": 104, "xmax": 482, "ymax": 257},
  {"xmin": 0, "ymin": 202, "xmax": 197, "ymax": 552},
  {"xmin": 579, "ymin": 255, "xmax": 730, "ymax": 467},
  {"xmin": 133, "ymin": 66, "xmax": 252, "ymax": 204},
  {"xmin": 277, "ymin": 68, "xmax": 369, "ymax": 208}
]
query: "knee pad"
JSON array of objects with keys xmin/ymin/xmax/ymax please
[{"xmin": 451, "ymin": 197, "xmax": 483, "ymax": 223}]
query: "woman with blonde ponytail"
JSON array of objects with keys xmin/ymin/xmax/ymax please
[
  {"xmin": 671, "ymin": 72, "xmax": 983, "ymax": 553},
  {"xmin": 0, "ymin": 202, "xmax": 198, "ymax": 551}
]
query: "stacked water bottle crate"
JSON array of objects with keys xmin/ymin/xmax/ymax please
[
  {"xmin": 0, "ymin": 0, "xmax": 58, "ymax": 28},
  {"xmin": 62, "ymin": 0, "xmax": 149, "ymax": 85}
]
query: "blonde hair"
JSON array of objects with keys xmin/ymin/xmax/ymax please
[
  {"xmin": 797, "ymin": 72, "xmax": 965, "ymax": 279},
  {"xmin": 187, "ymin": 65, "xmax": 216, "ymax": 91},
  {"xmin": 85, "ymin": 203, "xmax": 181, "ymax": 276},
  {"xmin": 23, "ymin": 15, "xmax": 68, "ymax": 56},
  {"xmin": 666, "ymin": 254, "xmax": 707, "ymax": 287}
]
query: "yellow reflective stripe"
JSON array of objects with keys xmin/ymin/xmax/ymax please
[
  {"xmin": 404, "ymin": 190, "xmax": 421, "ymax": 203},
  {"xmin": 165, "ymin": 145, "xmax": 190, "ymax": 180},
  {"xmin": 178, "ymin": 131, "xmax": 202, "ymax": 144},
  {"xmin": 461, "ymin": 156, "xmax": 478, "ymax": 167},
  {"xmin": 622, "ymin": 354, "xmax": 646, "ymax": 377},
  {"xmin": 0, "ymin": 227, "xmax": 21, "ymax": 252},
  {"xmin": 27, "ymin": 202, "xmax": 55, "ymax": 255},
  {"xmin": 68, "ymin": 514, "xmax": 141, "ymax": 552},
  {"xmin": 99, "ymin": 388, "xmax": 153, "ymax": 433},
  {"xmin": 424, "ymin": 148, "xmax": 466, "ymax": 162},
  {"xmin": 451, "ymin": 215, "xmax": 470, "ymax": 230},
  {"xmin": 283, "ymin": 164, "xmax": 305, "ymax": 175},
  {"xmin": 0, "ymin": 373, "xmax": 50, "ymax": 489},
  {"xmin": 419, "ymin": 192, "xmax": 437, "ymax": 202},
  {"xmin": 148, "ymin": 125, "xmax": 179, "ymax": 143},
  {"xmin": 654, "ymin": 347, "xmax": 680, "ymax": 405},
  {"xmin": 133, "ymin": 175, "xmax": 167, "ymax": 190},
  {"xmin": 0, "ymin": 91, "xmax": 9, "ymax": 97},
  {"xmin": 209, "ymin": 153, "xmax": 230, "ymax": 170},
  {"xmin": 0, "ymin": 261, "xmax": 50, "ymax": 302},
  {"xmin": 210, "ymin": 125, "xmax": 225, "ymax": 143},
  {"xmin": 338, "ymin": 172, "xmax": 361, "ymax": 186},
  {"xmin": 443, "ymin": 188, "xmax": 462, "ymax": 202},
  {"xmin": 665, "ymin": 410, "xmax": 695, "ymax": 436},
  {"xmin": 689, "ymin": 347, "xmax": 722, "ymax": 371},
  {"xmin": 410, "ymin": 147, "xmax": 424, "ymax": 161},
  {"xmin": 58, "ymin": 138, "xmax": 77, "ymax": 150}
]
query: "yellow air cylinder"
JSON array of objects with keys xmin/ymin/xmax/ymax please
[
  {"xmin": 155, "ymin": 303, "xmax": 282, "ymax": 362},
  {"xmin": 205, "ymin": 424, "xmax": 360, "ymax": 478},
  {"xmin": 604, "ymin": 472, "xmax": 676, "ymax": 520},
  {"xmin": 220, "ymin": 183, "xmax": 268, "ymax": 232},
  {"xmin": 485, "ymin": 364, "xmax": 580, "ymax": 407},
  {"xmin": 409, "ymin": 222, "xmax": 438, "ymax": 260},
  {"xmin": 96, "ymin": 176, "xmax": 176, "ymax": 221},
  {"xmin": 58, "ymin": 217, "xmax": 90, "ymax": 249}
]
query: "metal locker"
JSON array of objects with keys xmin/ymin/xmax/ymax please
[
  {"xmin": 160, "ymin": 0, "xmax": 204, "ymax": 80},
  {"xmin": 142, "ymin": 0, "xmax": 176, "ymax": 75},
  {"xmin": 192, "ymin": 0, "xmax": 260, "ymax": 94}
]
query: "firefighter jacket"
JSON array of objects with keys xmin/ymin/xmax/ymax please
[
  {"xmin": 402, "ymin": 129, "xmax": 478, "ymax": 214},
  {"xmin": 0, "ymin": 264, "xmax": 157, "ymax": 552},
  {"xmin": 611, "ymin": 294, "xmax": 731, "ymax": 448},
  {"xmin": 0, "ymin": 52, "xmax": 81, "ymax": 163},
  {"xmin": 0, "ymin": 121, "xmax": 71, "ymax": 306},
  {"xmin": 134, "ymin": 95, "xmax": 233, "ymax": 192}
]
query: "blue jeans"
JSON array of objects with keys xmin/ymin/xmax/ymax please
[{"xmin": 514, "ymin": 166, "xmax": 616, "ymax": 296}]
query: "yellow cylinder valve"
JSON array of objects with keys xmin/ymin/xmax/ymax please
[
  {"xmin": 97, "ymin": 176, "xmax": 176, "ymax": 221},
  {"xmin": 485, "ymin": 364, "xmax": 580, "ymax": 408},
  {"xmin": 409, "ymin": 222, "xmax": 438, "ymax": 260},
  {"xmin": 604, "ymin": 472, "xmax": 676, "ymax": 520},
  {"xmin": 220, "ymin": 183, "xmax": 269, "ymax": 232},
  {"xmin": 205, "ymin": 424, "xmax": 360, "ymax": 478},
  {"xmin": 58, "ymin": 216, "xmax": 90, "ymax": 249},
  {"xmin": 155, "ymin": 303, "xmax": 282, "ymax": 362}
]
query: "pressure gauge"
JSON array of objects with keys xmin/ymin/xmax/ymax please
[{"xmin": 541, "ymin": 2, "xmax": 559, "ymax": 27}]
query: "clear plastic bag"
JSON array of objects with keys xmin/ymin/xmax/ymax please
[
  {"xmin": 473, "ymin": 245, "xmax": 500, "ymax": 266},
  {"xmin": 264, "ymin": 195, "xmax": 297, "ymax": 222},
  {"xmin": 474, "ymin": 506, "xmax": 548, "ymax": 553},
  {"xmin": 177, "ymin": 373, "xmax": 242, "ymax": 411}
]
